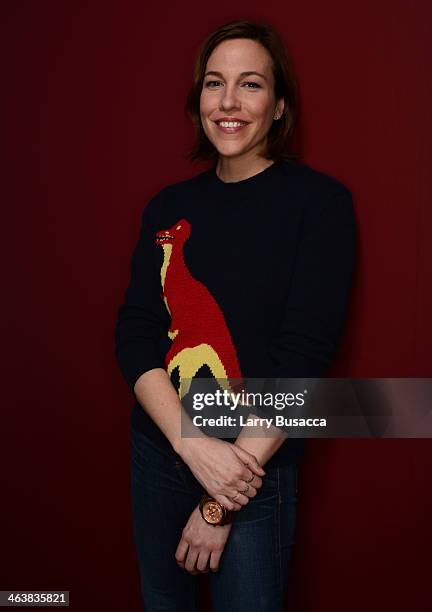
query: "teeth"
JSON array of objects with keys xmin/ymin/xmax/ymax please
[{"xmin": 219, "ymin": 121, "xmax": 245, "ymax": 128}]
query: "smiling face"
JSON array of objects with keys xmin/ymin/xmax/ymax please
[{"xmin": 199, "ymin": 38, "xmax": 284, "ymax": 161}]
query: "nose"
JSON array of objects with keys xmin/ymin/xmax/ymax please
[{"xmin": 219, "ymin": 82, "xmax": 241, "ymax": 112}]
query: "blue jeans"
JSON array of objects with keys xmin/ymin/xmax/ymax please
[{"xmin": 131, "ymin": 427, "xmax": 299, "ymax": 612}]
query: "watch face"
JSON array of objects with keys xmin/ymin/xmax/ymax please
[{"xmin": 203, "ymin": 500, "xmax": 224, "ymax": 524}]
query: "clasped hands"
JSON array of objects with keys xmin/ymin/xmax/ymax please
[{"xmin": 174, "ymin": 436, "xmax": 265, "ymax": 574}]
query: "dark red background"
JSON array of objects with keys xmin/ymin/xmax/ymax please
[{"xmin": 2, "ymin": 1, "xmax": 431, "ymax": 610}]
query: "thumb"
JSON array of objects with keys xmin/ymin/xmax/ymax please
[{"xmin": 231, "ymin": 445, "xmax": 265, "ymax": 476}]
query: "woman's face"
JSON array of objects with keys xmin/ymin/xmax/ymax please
[{"xmin": 199, "ymin": 38, "xmax": 283, "ymax": 160}]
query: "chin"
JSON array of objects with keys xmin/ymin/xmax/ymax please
[
  {"xmin": 216, "ymin": 150, "xmax": 246, "ymax": 158},
  {"xmin": 212, "ymin": 142, "xmax": 250, "ymax": 158}
]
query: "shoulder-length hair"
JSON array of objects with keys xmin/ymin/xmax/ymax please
[{"xmin": 184, "ymin": 19, "xmax": 299, "ymax": 164}]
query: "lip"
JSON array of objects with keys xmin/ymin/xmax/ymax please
[{"xmin": 213, "ymin": 118, "xmax": 250, "ymax": 135}]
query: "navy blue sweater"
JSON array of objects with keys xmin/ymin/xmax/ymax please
[{"xmin": 114, "ymin": 159, "xmax": 357, "ymax": 467}]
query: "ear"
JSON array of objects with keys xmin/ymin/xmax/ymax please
[{"xmin": 276, "ymin": 98, "xmax": 285, "ymax": 117}]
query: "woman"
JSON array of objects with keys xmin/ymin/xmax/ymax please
[{"xmin": 114, "ymin": 19, "xmax": 356, "ymax": 612}]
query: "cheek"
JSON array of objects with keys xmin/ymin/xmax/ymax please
[
  {"xmin": 245, "ymin": 95, "xmax": 274, "ymax": 123},
  {"xmin": 199, "ymin": 91, "xmax": 213, "ymax": 115},
  {"xmin": 256, "ymin": 98, "xmax": 274, "ymax": 119}
]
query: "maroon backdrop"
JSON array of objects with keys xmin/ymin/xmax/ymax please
[{"xmin": 3, "ymin": 1, "xmax": 431, "ymax": 610}]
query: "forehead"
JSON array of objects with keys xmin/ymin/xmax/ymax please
[{"xmin": 206, "ymin": 38, "xmax": 272, "ymax": 74}]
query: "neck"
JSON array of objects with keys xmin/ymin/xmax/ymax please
[{"xmin": 216, "ymin": 151, "xmax": 274, "ymax": 183}]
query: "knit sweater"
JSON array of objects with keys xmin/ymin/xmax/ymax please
[{"xmin": 114, "ymin": 159, "xmax": 357, "ymax": 468}]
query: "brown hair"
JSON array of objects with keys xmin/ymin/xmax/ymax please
[{"xmin": 184, "ymin": 19, "xmax": 299, "ymax": 164}]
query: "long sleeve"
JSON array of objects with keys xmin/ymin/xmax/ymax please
[
  {"xmin": 122, "ymin": 161, "xmax": 347, "ymax": 467},
  {"xmin": 267, "ymin": 184, "xmax": 357, "ymax": 379},
  {"xmin": 114, "ymin": 190, "xmax": 171, "ymax": 395}
]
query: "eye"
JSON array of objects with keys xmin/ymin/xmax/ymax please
[
  {"xmin": 204, "ymin": 80, "xmax": 262, "ymax": 89},
  {"xmin": 204, "ymin": 80, "xmax": 222, "ymax": 88},
  {"xmin": 242, "ymin": 81, "xmax": 261, "ymax": 89}
]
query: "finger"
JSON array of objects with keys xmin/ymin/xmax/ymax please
[
  {"xmin": 232, "ymin": 446, "xmax": 265, "ymax": 475},
  {"xmin": 229, "ymin": 492, "xmax": 249, "ymax": 507},
  {"xmin": 240, "ymin": 469, "xmax": 263, "ymax": 487},
  {"xmin": 243, "ymin": 469, "xmax": 257, "ymax": 484},
  {"xmin": 175, "ymin": 540, "xmax": 189, "ymax": 566},
  {"xmin": 218, "ymin": 477, "xmax": 253, "ymax": 500},
  {"xmin": 196, "ymin": 551, "xmax": 210, "ymax": 573},
  {"xmin": 252, "ymin": 475, "xmax": 263, "ymax": 489},
  {"xmin": 185, "ymin": 547, "xmax": 199, "ymax": 573},
  {"xmin": 237, "ymin": 475, "xmax": 263, "ymax": 497},
  {"xmin": 219, "ymin": 490, "xmax": 249, "ymax": 508},
  {"xmin": 215, "ymin": 494, "xmax": 241, "ymax": 511},
  {"xmin": 238, "ymin": 472, "xmax": 263, "ymax": 493},
  {"xmin": 210, "ymin": 550, "xmax": 222, "ymax": 572},
  {"xmin": 236, "ymin": 483, "xmax": 258, "ymax": 498}
]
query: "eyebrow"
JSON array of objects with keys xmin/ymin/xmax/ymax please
[{"xmin": 204, "ymin": 70, "xmax": 268, "ymax": 82}]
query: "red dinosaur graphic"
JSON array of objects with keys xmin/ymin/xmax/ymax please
[{"xmin": 155, "ymin": 218, "xmax": 243, "ymax": 400}]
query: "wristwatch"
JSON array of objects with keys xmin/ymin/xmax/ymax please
[{"xmin": 199, "ymin": 494, "xmax": 232, "ymax": 526}]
